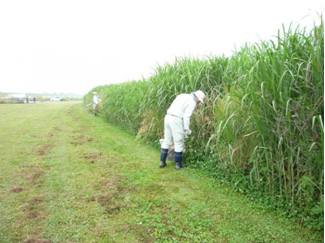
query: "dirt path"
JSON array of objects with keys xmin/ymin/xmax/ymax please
[{"xmin": 0, "ymin": 102, "xmax": 322, "ymax": 243}]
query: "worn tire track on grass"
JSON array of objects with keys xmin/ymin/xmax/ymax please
[{"xmin": 0, "ymin": 102, "xmax": 322, "ymax": 243}]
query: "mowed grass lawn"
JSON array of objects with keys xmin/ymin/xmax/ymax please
[{"xmin": 0, "ymin": 101, "xmax": 322, "ymax": 243}]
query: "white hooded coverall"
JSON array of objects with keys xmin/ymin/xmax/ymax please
[{"xmin": 161, "ymin": 93, "xmax": 197, "ymax": 152}]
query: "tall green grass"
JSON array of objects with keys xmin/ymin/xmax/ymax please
[{"xmin": 84, "ymin": 18, "xmax": 324, "ymax": 230}]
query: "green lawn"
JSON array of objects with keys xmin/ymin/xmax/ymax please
[{"xmin": 0, "ymin": 101, "xmax": 322, "ymax": 243}]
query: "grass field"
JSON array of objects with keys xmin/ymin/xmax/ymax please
[{"xmin": 0, "ymin": 101, "xmax": 322, "ymax": 243}]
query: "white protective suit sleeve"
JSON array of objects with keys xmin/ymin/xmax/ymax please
[{"xmin": 183, "ymin": 102, "xmax": 196, "ymax": 130}]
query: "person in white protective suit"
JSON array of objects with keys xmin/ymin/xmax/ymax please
[
  {"xmin": 160, "ymin": 90, "xmax": 206, "ymax": 169},
  {"xmin": 91, "ymin": 92, "xmax": 101, "ymax": 116}
]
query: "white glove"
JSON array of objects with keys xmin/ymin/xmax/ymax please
[{"xmin": 185, "ymin": 129, "xmax": 192, "ymax": 135}]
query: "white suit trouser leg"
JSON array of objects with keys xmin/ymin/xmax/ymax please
[{"xmin": 161, "ymin": 115, "xmax": 184, "ymax": 152}]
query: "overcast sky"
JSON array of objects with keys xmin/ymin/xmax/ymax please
[{"xmin": 0, "ymin": 0, "xmax": 323, "ymax": 95}]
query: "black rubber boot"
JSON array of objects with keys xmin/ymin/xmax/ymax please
[
  {"xmin": 159, "ymin": 149, "xmax": 168, "ymax": 168},
  {"xmin": 175, "ymin": 152, "xmax": 184, "ymax": 169},
  {"xmin": 159, "ymin": 161, "xmax": 167, "ymax": 168},
  {"xmin": 175, "ymin": 162, "xmax": 184, "ymax": 169}
]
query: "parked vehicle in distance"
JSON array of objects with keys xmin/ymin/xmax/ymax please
[{"xmin": 50, "ymin": 97, "xmax": 63, "ymax": 101}]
